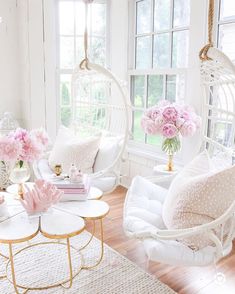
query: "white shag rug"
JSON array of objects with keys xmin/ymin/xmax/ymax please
[{"xmin": 0, "ymin": 231, "xmax": 176, "ymax": 294}]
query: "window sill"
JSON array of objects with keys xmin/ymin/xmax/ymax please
[{"xmin": 126, "ymin": 142, "xmax": 184, "ymax": 167}]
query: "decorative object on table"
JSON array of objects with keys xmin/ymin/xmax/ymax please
[
  {"xmin": 0, "ymin": 136, "xmax": 22, "ymax": 190},
  {"xmin": 69, "ymin": 163, "xmax": 83, "ymax": 183},
  {"xmin": 141, "ymin": 100, "xmax": 201, "ymax": 171},
  {"xmin": 69, "ymin": 163, "xmax": 78, "ymax": 182},
  {"xmin": 54, "ymin": 164, "xmax": 62, "ymax": 176},
  {"xmin": 7, "ymin": 128, "xmax": 49, "ymax": 198},
  {"xmin": 20, "ymin": 179, "xmax": 63, "ymax": 215},
  {"xmin": 0, "ymin": 112, "xmax": 19, "ymax": 136},
  {"xmin": 0, "ymin": 194, "xmax": 9, "ymax": 220},
  {"xmin": 56, "ymin": 173, "xmax": 91, "ymax": 201}
]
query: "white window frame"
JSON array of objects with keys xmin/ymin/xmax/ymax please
[
  {"xmin": 215, "ymin": 0, "xmax": 235, "ymax": 54},
  {"xmin": 55, "ymin": 0, "xmax": 110, "ymax": 130},
  {"xmin": 128, "ymin": 0, "xmax": 190, "ymax": 155}
]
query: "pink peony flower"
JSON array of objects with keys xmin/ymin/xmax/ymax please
[
  {"xmin": 9, "ymin": 128, "xmax": 29, "ymax": 143},
  {"xmin": 0, "ymin": 137, "xmax": 22, "ymax": 162},
  {"xmin": 20, "ymin": 136, "xmax": 42, "ymax": 162},
  {"xmin": 162, "ymin": 106, "xmax": 179, "ymax": 122},
  {"xmin": 145, "ymin": 107, "xmax": 162, "ymax": 120},
  {"xmin": 180, "ymin": 121, "xmax": 197, "ymax": 137},
  {"xmin": 155, "ymin": 114, "xmax": 165, "ymax": 131},
  {"xmin": 162, "ymin": 123, "xmax": 178, "ymax": 138},
  {"xmin": 176, "ymin": 117, "xmax": 185, "ymax": 128},
  {"xmin": 30, "ymin": 128, "xmax": 49, "ymax": 148},
  {"xmin": 141, "ymin": 116, "xmax": 159, "ymax": 135}
]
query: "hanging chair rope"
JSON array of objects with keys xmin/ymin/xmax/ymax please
[
  {"xmin": 79, "ymin": 0, "xmax": 94, "ymax": 70},
  {"xmin": 199, "ymin": 0, "xmax": 215, "ymax": 61}
]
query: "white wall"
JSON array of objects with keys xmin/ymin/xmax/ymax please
[{"xmin": 0, "ymin": 0, "xmax": 22, "ymax": 124}]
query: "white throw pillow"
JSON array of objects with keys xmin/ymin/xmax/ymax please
[
  {"xmin": 162, "ymin": 151, "xmax": 235, "ymax": 250},
  {"xmin": 48, "ymin": 126, "xmax": 101, "ymax": 174},
  {"xmin": 93, "ymin": 136, "xmax": 123, "ymax": 173}
]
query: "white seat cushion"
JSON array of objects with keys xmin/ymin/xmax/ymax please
[{"xmin": 124, "ymin": 175, "xmax": 224, "ymax": 266}]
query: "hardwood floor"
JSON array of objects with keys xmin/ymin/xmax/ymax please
[{"xmin": 86, "ymin": 186, "xmax": 235, "ymax": 294}]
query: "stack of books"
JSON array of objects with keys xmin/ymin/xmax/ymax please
[{"xmin": 55, "ymin": 176, "xmax": 90, "ymax": 201}]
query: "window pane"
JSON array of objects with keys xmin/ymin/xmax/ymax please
[
  {"xmin": 147, "ymin": 134, "xmax": 161, "ymax": 145},
  {"xmin": 60, "ymin": 37, "xmax": 74, "ymax": 69},
  {"xmin": 166, "ymin": 75, "xmax": 176, "ymax": 102},
  {"xmin": 59, "ymin": 1, "xmax": 74, "ymax": 35},
  {"xmin": 133, "ymin": 111, "xmax": 145, "ymax": 142},
  {"xmin": 92, "ymin": 3, "xmax": 106, "ymax": 36},
  {"xmin": 173, "ymin": 0, "xmax": 190, "ymax": 28},
  {"xmin": 136, "ymin": 36, "xmax": 152, "ymax": 69},
  {"xmin": 61, "ymin": 107, "xmax": 72, "ymax": 127},
  {"xmin": 76, "ymin": 2, "xmax": 86, "ymax": 35},
  {"xmin": 172, "ymin": 30, "xmax": 189, "ymax": 67},
  {"xmin": 218, "ymin": 24, "xmax": 235, "ymax": 61},
  {"xmin": 60, "ymin": 75, "xmax": 71, "ymax": 106},
  {"xmin": 132, "ymin": 76, "xmax": 145, "ymax": 107},
  {"xmin": 154, "ymin": 0, "xmax": 171, "ymax": 31},
  {"xmin": 153, "ymin": 33, "xmax": 170, "ymax": 68},
  {"xmin": 147, "ymin": 75, "xmax": 164, "ymax": 107},
  {"xmin": 136, "ymin": 0, "xmax": 152, "ymax": 34},
  {"xmin": 91, "ymin": 37, "xmax": 106, "ymax": 65},
  {"xmin": 213, "ymin": 121, "xmax": 232, "ymax": 147},
  {"xmin": 220, "ymin": 0, "xmax": 235, "ymax": 21},
  {"xmin": 76, "ymin": 37, "xmax": 84, "ymax": 65}
]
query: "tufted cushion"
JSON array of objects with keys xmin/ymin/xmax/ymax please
[
  {"xmin": 163, "ymin": 152, "xmax": 235, "ymax": 250},
  {"xmin": 124, "ymin": 175, "xmax": 228, "ymax": 266},
  {"xmin": 48, "ymin": 126, "xmax": 101, "ymax": 174}
]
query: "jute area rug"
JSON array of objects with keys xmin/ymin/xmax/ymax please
[{"xmin": 0, "ymin": 231, "xmax": 176, "ymax": 294}]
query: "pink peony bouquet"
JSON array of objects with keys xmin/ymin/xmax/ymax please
[
  {"xmin": 0, "ymin": 128, "xmax": 49, "ymax": 164},
  {"xmin": 141, "ymin": 100, "xmax": 201, "ymax": 138},
  {"xmin": 141, "ymin": 100, "xmax": 201, "ymax": 170}
]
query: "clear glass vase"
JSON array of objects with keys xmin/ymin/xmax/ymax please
[
  {"xmin": 9, "ymin": 160, "xmax": 30, "ymax": 198},
  {"xmin": 162, "ymin": 136, "xmax": 181, "ymax": 172}
]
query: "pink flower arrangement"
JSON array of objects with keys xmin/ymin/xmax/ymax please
[
  {"xmin": 0, "ymin": 137, "xmax": 22, "ymax": 162},
  {"xmin": 0, "ymin": 128, "xmax": 49, "ymax": 163},
  {"xmin": 141, "ymin": 100, "xmax": 201, "ymax": 139}
]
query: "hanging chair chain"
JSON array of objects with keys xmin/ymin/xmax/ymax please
[
  {"xmin": 199, "ymin": 0, "xmax": 215, "ymax": 61},
  {"xmin": 79, "ymin": 0, "xmax": 94, "ymax": 70}
]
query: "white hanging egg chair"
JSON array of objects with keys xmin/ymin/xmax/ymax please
[
  {"xmin": 123, "ymin": 0, "xmax": 235, "ymax": 267},
  {"xmin": 33, "ymin": 0, "xmax": 131, "ymax": 193}
]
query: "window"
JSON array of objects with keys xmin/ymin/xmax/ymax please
[
  {"xmin": 217, "ymin": 0, "xmax": 235, "ymax": 61},
  {"xmin": 130, "ymin": 0, "xmax": 190, "ymax": 146},
  {"xmin": 205, "ymin": 0, "xmax": 235, "ymax": 147},
  {"xmin": 58, "ymin": 0, "xmax": 107, "ymax": 126}
]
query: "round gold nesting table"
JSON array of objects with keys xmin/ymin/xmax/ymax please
[{"xmin": 0, "ymin": 192, "xmax": 109, "ymax": 293}]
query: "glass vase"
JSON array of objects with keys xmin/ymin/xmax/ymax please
[
  {"xmin": 162, "ymin": 136, "xmax": 181, "ymax": 172},
  {"xmin": 9, "ymin": 160, "xmax": 30, "ymax": 199}
]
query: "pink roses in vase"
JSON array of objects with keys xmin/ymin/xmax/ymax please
[{"xmin": 141, "ymin": 100, "xmax": 201, "ymax": 171}]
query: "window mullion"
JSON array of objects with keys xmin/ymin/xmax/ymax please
[{"xmin": 169, "ymin": 0, "xmax": 174, "ymax": 67}]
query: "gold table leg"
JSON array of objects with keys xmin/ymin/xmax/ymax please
[
  {"xmin": 5, "ymin": 241, "xmax": 83, "ymax": 293},
  {"xmin": 60, "ymin": 238, "xmax": 73, "ymax": 289},
  {"xmin": 9, "ymin": 243, "xmax": 28, "ymax": 294},
  {"xmin": 81, "ymin": 219, "xmax": 104, "ymax": 270}
]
